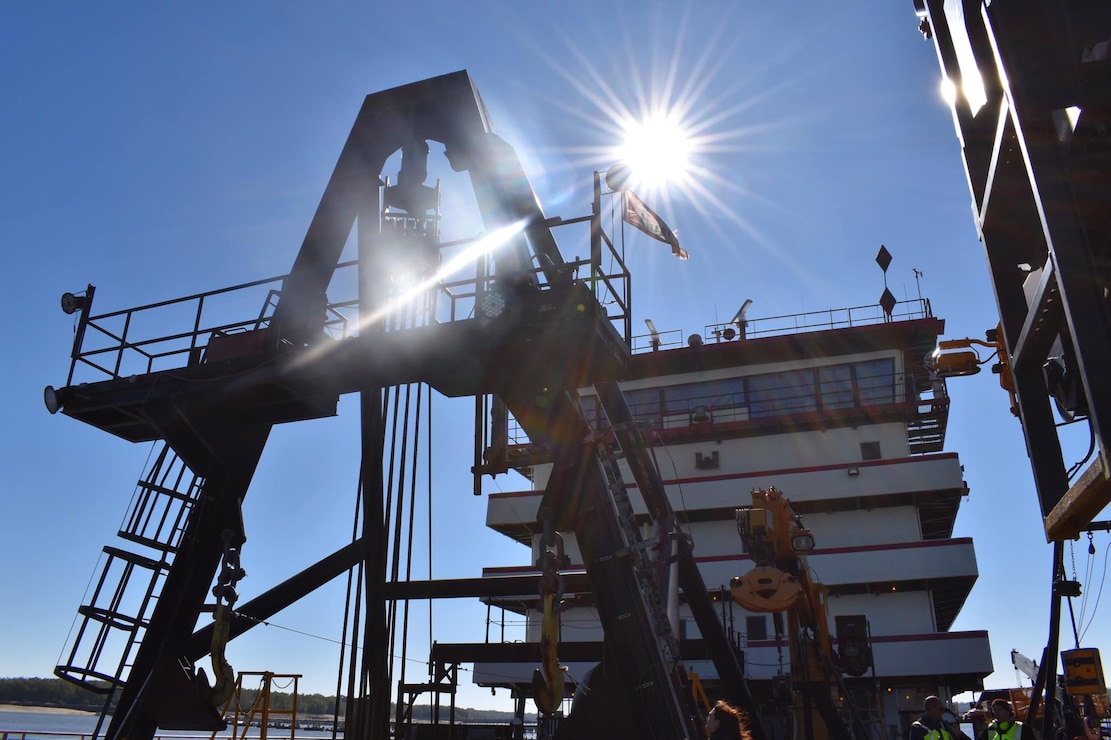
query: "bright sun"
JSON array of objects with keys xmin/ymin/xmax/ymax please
[{"xmin": 615, "ymin": 112, "xmax": 693, "ymax": 189}]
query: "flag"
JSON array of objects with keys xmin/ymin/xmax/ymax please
[{"xmin": 622, "ymin": 191, "xmax": 689, "ymax": 260}]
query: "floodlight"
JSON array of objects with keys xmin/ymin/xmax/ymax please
[
  {"xmin": 61, "ymin": 292, "xmax": 88, "ymax": 315},
  {"xmin": 791, "ymin": 532, "xmax": 816, "ymax": 552},
  {"xmin": 730, "ymin": 300, "xmax": 753, "ymax": 326},
  {"xmin": 645, "ymin": 319, "xmax": 661, "ymax": 351},
  {"xmin": 731, "ymin": 299, "xmax": 753, "ymax": 338},
  {"xmin": 44, "ymin": 385, "xmax": 62, "ymax": 414}
]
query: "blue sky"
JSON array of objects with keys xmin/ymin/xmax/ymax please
[{"xmin": 1, "ymin": 1, "xmax": 1107, "ymax": 713}]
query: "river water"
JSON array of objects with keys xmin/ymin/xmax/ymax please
[{"xmin": 0, "ymin": 708, "xmax": 337, "ymax": 740}]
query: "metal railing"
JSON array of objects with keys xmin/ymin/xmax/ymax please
[
  {"xmin": 65, "ymin": 268, "xmax": 357, "ymax": 387},
  {"xmin": 64, "ymin": 237, "xmax": 633, "ymax": 389},
  {"xmin": 630, "ymin": 298, "xmax": 933, "ymax": 353}
]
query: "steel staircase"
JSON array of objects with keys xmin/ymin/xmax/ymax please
[{"xmin": 55, "ymin": 444, "xmax": 204, "ymax": 720}]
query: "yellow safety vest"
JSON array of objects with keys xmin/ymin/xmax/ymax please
[
  {"xmin": 988, "ymin": 721, "xmax": 1024, "ymax": 740},
  {"xmin": 913, "ymin": 721, "xmax": 954, "ymax": 740}
]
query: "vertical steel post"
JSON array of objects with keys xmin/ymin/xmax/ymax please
[{"xmin": 357, "ymin": 172, "xmax": 391, "ymax": 740}]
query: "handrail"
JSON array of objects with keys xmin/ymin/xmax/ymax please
[
  {"xmin": 63, "ymin": 220, "xmax": 635, "ymax": 387},
  {"xmin": 630, "ymin": 298, "xmax": 934, "ymax": 353}
]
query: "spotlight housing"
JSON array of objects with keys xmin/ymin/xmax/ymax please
[
  {"xmin": 60, "ymin": 292, "xmax": 88, "ymax": 315},
  {"xmin": 44, "ymin": 385, "xmax": 63, "ymax": 414}
]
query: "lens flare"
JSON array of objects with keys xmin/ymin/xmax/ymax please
[{"xmin": 615, "ymin": 112, "xmax": 693, "ymax": 189}]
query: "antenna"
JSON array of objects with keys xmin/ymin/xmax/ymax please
[
  {"xmin": 645, "ymin": 319, "xmax": 661, "ymax": 351},
  {"xmin": 730, "ymin": 299, "xmax": 753, "ymax": 339}
]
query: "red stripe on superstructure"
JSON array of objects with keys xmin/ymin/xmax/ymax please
[
  {"xmin": 743, "ymin": 630, "xmax": 989, "ymax": 649},
  {"xmin": 482, "ymin": 537, "xmax": 975, "ymax": 573},
  {"xmin": 695, "ymin": 537, "xmax": 974, "ymax": 561},
  {"xmin": 488, "ymin": 452, "xmax": 960, "ymax": 499}
]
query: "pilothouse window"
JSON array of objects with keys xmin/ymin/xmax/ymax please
[
  {"xmin": 664, "ymin": 378, "xmax": 745, "ymax": 414},
  {"xmin": 574, "ymin": 357, "xmax": 896, "ymax": 431},
  {"xmin": 749, "ymin": 370, "xmax": 817, "ymax": 418},
  {"xmin": 855, "ymin": 359, "xmax": 896, "ymax": 405},
  {"xmin": 818, "ymin": 365, "xmax": 855, "ymax": 410}
]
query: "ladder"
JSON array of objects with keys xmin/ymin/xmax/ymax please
[{"xmin": 55, "ymin": 444, "xmax": 204, "ymax": 730}]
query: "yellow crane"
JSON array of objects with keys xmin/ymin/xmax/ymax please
[{"xmin": 731, "ymin": 488, "xmax": 871, "ymax": 740}]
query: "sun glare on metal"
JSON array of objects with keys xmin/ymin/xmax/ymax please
[
  {"xmin": 939, "ymin": 77, "xmax": 958, "ymax": 107},
  {"xmin": 359, "ymin": 220, "xmax": 528, "ymax": 332},
  {"xmin": 616, "ymin": 112, "xmax": 693, "ymax": 189}
]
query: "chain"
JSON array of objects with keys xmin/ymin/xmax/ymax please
[
  {"xmin": 536, "ymin": 508, "xmax": 568, "ymax": 606},
  {"xmin": 207, "ymin": 525, "xmax": 246, "ymax": 706},
  {"xmin": 1070, "ymin": 538, "xmax": 1078, "ymax": 581},
  {"xmin": 213, "ymin": 528, "xmax": 247, "ymax": 609}
]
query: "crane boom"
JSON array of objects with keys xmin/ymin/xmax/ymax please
[{"xmin": 1012, "ymin": 649, "xmax": 1040, "ymax": 683}]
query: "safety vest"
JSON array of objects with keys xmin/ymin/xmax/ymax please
[
  {"xmin": 912, "ymin": 721, "xmax": 954, "ymax": 740},
  {"xmin": 988, "ymin": 721, "xmax": 1024, "ymax": 740}
]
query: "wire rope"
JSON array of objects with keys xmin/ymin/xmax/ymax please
[
  {"xmin": 646, "ymin": 430, "xmax": 695, "ymax": 543},
  {"xmin": 1082, "ymin": 536, "xmax": 1095, "ymax": 627},
  {"xmin": 1067, "ymin": 418, "xmax": 1096, "ymax": 481},
  {"xmin": 427, "ymin": 369, "xmax": 434, "ymax": 677},
  {"xmin": 386, "ymin": 380, "xmax": 413, "ymax": 695},
  {"xmin": 383, "ymin": 289, "xmax": 435, "ymax": 721},
  {"xmin": 334, "ymin": 466, "xmax": 364, "ymax": 734},
  {"xmin": 1080, "ymin": 533, "xmax": 1109, "ymax": 643},
  {"xmin": 351, "ymin": 384, "xmax": 391, "ymax": 734},
  {"xmin": 398, "ymin": 380, "xmax": 423, "ymax": 699}
]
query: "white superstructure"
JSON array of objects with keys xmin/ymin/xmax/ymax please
[{"xmin": 472, "ymin": 301, "xmax": 992, "ymax": 736}]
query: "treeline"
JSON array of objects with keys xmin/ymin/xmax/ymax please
[
  {"xmin": 0, "ymin": 678, "xmax": 523, "ymax": 722},
  {"xmin": 233, "ymin": 688, "xmax": 341, "ymax": 718},
  {"xmin": 0, "ymin": 677, "xmax": 109, "ymax": 711}
]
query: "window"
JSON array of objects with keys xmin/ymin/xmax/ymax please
[
  {"xmin": 662, "ymin": 378, "xmax": 745, "ymax": 415},
  {"xmin": 855, "ymin": 359, "xmax": 896, "ymax": 405},
  {"xmin": 746, "ymin": 615, "xmax": 768, "ymax": 641},
  {"xmin": 578, "ymin": 355, "xmax": 895, "ymax": 431},
  {"xmin": 663, "ymin": 383, "xmax": 709, "ymax": 415},
  {"xmin": 818, "ymin": 365, "xmax": 855, "ymax": 410},
  {"xmin": 705, "ymin": 378, "xmax": 746, "ymax": 410},
  {"xmin": 624, "ymin": 387, "xmax": 662, "ymax": 428},
  {"xmin": 861, "ymin": 441, "xmax": 882, "ymax": 461},
  {"xmin": 748, "ymin": 370, "xmax": 817, "ymax": 418}
]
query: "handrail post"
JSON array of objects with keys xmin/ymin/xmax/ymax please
[
  {"xmin": 115, "ymin": 311, "xmax": 132, "ymax": 378},
  {"xmin": 190, "ymin": 295, "xmax": 206, "ymax": 361},
  {"xmin": 66, "ymin": 284, "xmax": 96, "ymax": 386}
]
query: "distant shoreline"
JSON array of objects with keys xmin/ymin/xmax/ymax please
[{"xmin": 0, "ymin": 704, "xmax": 96, "ymax": 716}]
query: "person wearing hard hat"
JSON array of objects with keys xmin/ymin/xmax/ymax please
[{"xmin": 979, "ymin": 698, "xmax": 1033, "ymax": 740}]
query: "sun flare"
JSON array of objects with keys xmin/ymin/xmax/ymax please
[{"xmin": 615, "ymin": 112, "xmax": 693, "ymax": 189}]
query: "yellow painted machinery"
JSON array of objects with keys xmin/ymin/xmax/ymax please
[{"xmin": 731, "ymin": 488, "xmax": 871, "ymax": 740}]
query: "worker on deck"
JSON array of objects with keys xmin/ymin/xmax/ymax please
[
  {"xmin": 911, "ymin": 696, "xmax": 970, "ymax": 740},
  {"xmin": 979, "ymin": 698, "xmax": 1033, "ymax": 740}
]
